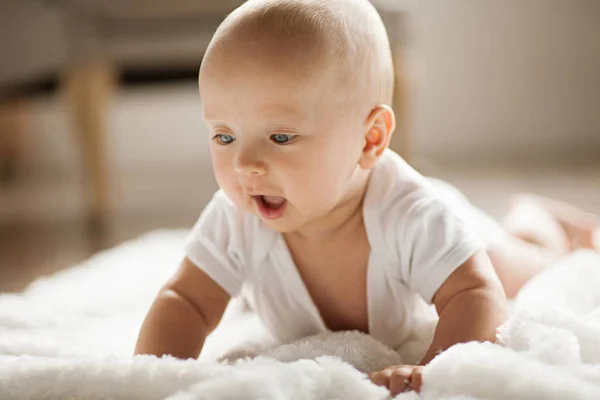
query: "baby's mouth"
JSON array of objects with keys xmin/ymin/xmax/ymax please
[
  {"xmin": 261, "ymin": 195, "xmax": 286, "ymax": 208},
  {"xmin": 253, "ymin": 195, "xmax": 287, "ymax": 219}
]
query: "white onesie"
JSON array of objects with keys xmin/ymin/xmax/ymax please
[{"xmin": 184, "ymin": 149, "xmax": 505, "ymax": 349}]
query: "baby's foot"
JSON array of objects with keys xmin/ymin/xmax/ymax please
[
  {"xmin": 522, "ymin": 194, "xmax": 599, "ymax": 252},
  {"xmin": 504, "ymin": 195, "xmax": 570, "ymax": 255}
]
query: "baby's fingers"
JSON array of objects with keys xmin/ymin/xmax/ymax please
[
  {"xmin": 388, "ymin": 366, "xmax": 414, "ymax": 396},
  {"xmin": 410, "ymin": 366, "xmax": 424, "ymax": 393},
  {"xmin": 368, "ymin": 370, "xmax": 389, "ymax": 387},
  {"xmin": 369, "ymin": 365, "xmax": 425, "ymax": 396}
]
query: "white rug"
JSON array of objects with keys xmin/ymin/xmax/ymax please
[{"xmin": 1, "ymin": 230, "xmax": 600, "ymax": 399}]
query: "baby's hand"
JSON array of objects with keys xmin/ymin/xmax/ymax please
[{"xmin": 368, "ymin": 365, "xmax": 424, "ymax": 396}]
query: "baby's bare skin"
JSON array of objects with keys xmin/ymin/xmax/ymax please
[
  {"xmin": 486, "ymin": 194, "xmax": 599, "ymax": 300},
  {"xmin": 284, "ymin": 192, "xmax": 371, "ymax": 333},
  {"xmin": 513, "ymin": 194, "xmax": 599, "ymax": 252}
]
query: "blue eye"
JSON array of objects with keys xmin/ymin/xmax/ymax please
[
  {"xmin": 270, "ymin": 133, "xmax": 295, "ymax": 144},
  {"xmin": 214, "ymin": 134, "xmax": 235, "ymax": 145}
]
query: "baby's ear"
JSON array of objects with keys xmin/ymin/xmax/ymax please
[{"xmin": 359, "ymin": 105, "xmax": 395, "ymax": 170}]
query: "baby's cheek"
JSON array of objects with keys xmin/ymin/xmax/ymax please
[
  {"xmin": 212, "ymin": 161, "xmax": 238, "ymax": 196},
  {"xmin": 212, "ymin": 165, "xmax": 229, "ymax": 189},
  {"xmin": 296, "ymin": 170, "xmax": 342, "ymax": 211}
]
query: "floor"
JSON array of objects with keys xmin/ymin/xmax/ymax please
[{"xmin": 0, "ymin": 215, "xmax": 189, "ymax": 293}]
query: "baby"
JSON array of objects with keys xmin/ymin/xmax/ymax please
[{"xmin": 134, "ymin": 0, "xmax": 598, "ymax": 395}]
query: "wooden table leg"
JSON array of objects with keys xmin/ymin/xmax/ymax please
[
  {"xmin": 0, "ymin": 98, "xmax": 26, "ymax": 184},
  {"xmin": 61, "ymin": 61, "xmax": 116, "ymax": 234}
]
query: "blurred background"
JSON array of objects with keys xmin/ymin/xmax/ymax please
[{"xmin": 1, "ymin": 0, "xmax": 599, "ymax": 292}]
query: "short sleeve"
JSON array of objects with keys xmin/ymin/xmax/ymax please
[
  {"xmin": 397, "ymin": 197, "xmax": 485, "ymax": 303},
  {"xmin": 184, "ymin": 191, "xmax": 246, "ymax": 297}
]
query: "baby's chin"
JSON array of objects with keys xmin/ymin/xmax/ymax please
[
  {"xmin": 260, "ymin": 218, "xmax": 299, "ymax": 234},
  {"xmin": 260, "ymin": 210, "xmax": 331, "ymax": 235}
]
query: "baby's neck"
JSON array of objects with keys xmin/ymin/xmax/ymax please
[{"xmin": 285, "ymin": 170, "xmax": 371, "ymax": 244}]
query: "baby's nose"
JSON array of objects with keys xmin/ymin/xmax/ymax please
[{"xmin": 234, "ymin": 153, "xmax": 267, "ymax": 176}]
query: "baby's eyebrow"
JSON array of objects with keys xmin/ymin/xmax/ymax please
[
  {"xmin": 202, "ymin": 113, "xmax": 223, "ymax": 121},
  {"xmin": 203, "ymin": 118, "xmax": 230, "ymax": 128}
]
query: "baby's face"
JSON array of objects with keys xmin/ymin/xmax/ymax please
[{"xmin": 200, "ymin": 46, "xmax": 369, "ymax": 233}]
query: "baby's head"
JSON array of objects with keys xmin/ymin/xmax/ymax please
[{"xmin": 199, "ymin": 0, "xmax": 395, "ymax": 233}]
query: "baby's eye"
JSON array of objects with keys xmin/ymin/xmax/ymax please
[
  {"xmin": 213, "ymin": 134, "xmax": 235, "ymax": 145},
  {"xmin": 270, "ymin": 133, "xmax": 296, "ymax": 145}
]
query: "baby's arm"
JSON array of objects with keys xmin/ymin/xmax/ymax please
[
  {"xmin": 421, "ymin": 249, "xmax": 508, "ymax": 364},
  {"xmin": 134, "ymin": 257, "xmax": 230, "ymax": 359},
  {"xmin": 370, "ymin": 250, "xmax": 508, "ymax": 394}
]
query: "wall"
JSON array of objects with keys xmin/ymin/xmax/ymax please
[{"xmin": 410, "ymin": 0, "xmax": 600, "ymax": 162}]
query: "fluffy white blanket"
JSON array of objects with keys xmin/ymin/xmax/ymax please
[{"xmin": 1, "ymin": 230, "xmax": 600, "ymax": 400}]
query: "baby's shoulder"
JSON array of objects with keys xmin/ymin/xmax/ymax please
[
  {"xmin": 365, "ymin": 151, "xmax": 462, "ymax": 255},
  {"xmin": 367, "ymin": 149, "xmax": 441, "ymax": 217}
]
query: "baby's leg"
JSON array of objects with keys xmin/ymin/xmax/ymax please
[
  {"xmin": 510, "ymin": 194, "xmax": 599, "ymax": 251},
  {"xmin": 488, "ymin": 194, "xmax": 599, "ymax": 298}
]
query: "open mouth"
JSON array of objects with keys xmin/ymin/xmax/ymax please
[{"xmin": 253, "ymin": 195, "xmax": 287, "ymax": 220}]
